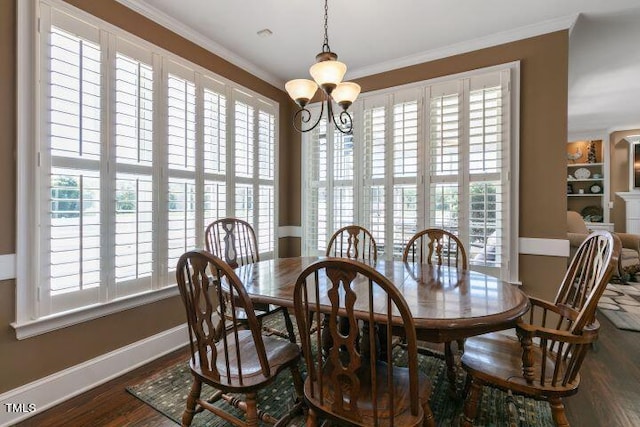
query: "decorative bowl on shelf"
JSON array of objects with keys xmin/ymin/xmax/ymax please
[
  {"xmin": 592, "ymin": 173, "xmax": 602, "ymax": 179},
  {"xmin": 573, "ymin": 167, "xmax": 591, "ymax": 180}
]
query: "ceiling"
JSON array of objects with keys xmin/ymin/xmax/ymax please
[{"xmin": 117, "ymin": 0, "xmax": 640, "ymax": 138}]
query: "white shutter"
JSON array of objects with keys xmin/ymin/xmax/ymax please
[
  {"xmin": 302, "ymin": 118, "xmax": 329, "ymax": 254},
  {"xmin": 257, "ymin": 110, "xmax": 276, "ymax": 253},
  {"xmin": 166, "ymin": 69, "xmax": 197, "ymax": 271},
  {"xmin": 467, "ymin": 77, "xmax": 507, "ymax": 269},
  {"xmin": 113, "ymin": 41, "xmax": 155, "ymax": 296},
  {"xmin": 234, "ymin": 100, "xmax": 254, "ymax": 179},
  {"xmin": 391, "ymin": 96, "xmax": 420, "ymax": 258},
  {"xmin": 44, "ymin": 14, "xmax": 103, "ymax": 313},
  {"xmin": 429, "ymin": 82, "xmax": 461, "ymax": 235},
  {"xmin": 362, "ymin": 97, "xmax": 387, "ymax": 256},
  {"xmin": 202, "ymin": 79, "xmax": 227, "ymax": 226},
  {"xmin": 31, "ymin": 2, "xmax": 280, "ymax": 321},
  {"xmin": 333, "ymin": 129, "xmax": 355, "ymax": 230}
]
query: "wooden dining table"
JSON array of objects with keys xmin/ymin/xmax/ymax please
[
  {"xmin": 233, "ymin": 256, "xmax": 529, "ymax": 397},
  {"xmin": 234, "ymin": 256, "xmax": 529, "ymax": 342}
]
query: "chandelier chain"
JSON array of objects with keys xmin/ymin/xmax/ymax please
[{"xmin": 322, "ymin": 0, "xmax": 330, "ymax": 53}]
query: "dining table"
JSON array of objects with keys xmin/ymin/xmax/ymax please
[{"xmin": 233, "ymin": 256, "xmax": 530, "ymax": 395}]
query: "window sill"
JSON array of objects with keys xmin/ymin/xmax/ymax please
[{"xmin": 11, "ymin": 286, "xmax": 180, "ymax": 340}]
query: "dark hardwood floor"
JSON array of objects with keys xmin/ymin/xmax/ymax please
[{"xmin": 14, "ymin": 315, "xmax": 640, "ymax": 427}]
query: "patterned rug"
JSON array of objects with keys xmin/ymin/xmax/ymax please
[
  {"xmin": 598, "ymin": 282, "xmax": 640, "ymax": 332},
  {"xmin": 127, "ymin": 317, "xmax": 554, "ymax": 426}
]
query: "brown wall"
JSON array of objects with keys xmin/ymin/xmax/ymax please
[
  {"xmin": 0, "ymin": 0, "xmax": 570, "ymax": 393},
  {"xmin": 610, "ymin": 129, "xmax": 640, "ymax": 232}
]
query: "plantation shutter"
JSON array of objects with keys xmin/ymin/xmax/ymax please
[
  {"xmin": 428, "ymin": 81, "xmax": 462, "ymax": 238},
  {"xmin": 257, "ymin": 109, "xmax": 276, "ymax": 254},
  {"xmin": 362, "ymin": 95, "xmax": 388, "ymax": 256},
  {"xmin": 233, "ymin": 90, "xmax": 278, "ymax": 256},
  {"xmin": 467, "ymin": 71, "xmax": 510, "ymax": 273},
  {"xmin": 427, "ymin": 73, "xmax": 510, "ymax": 276},
  {"xmin": 302, "ymin": 118, "xmax": 329, "ymax": 254},
  {"xmin": 202, "ymin": 75, "xmax": 227, "ymax": 228},
  {"xmin": 166, "ymin": 62, "xmax": 197, "ymax": 272},
  {"xmin": 41, "ymin": 8, "xmax": 104, "ymax": 314},
  {"xmin": 113, "ymin": 37, "xmax": 155, "ymax": 297},
  {"xmin": 301, "ymin": 109, "xmax": 356, "ymax": 255},
  {"xmin": 391, "ymin": 90, "xmax": 421, "ymax": 259}
]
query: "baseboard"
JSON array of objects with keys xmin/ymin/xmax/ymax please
[{"xmin": 0, "ymin": 323, "xmax": 189, "ymax": 426}]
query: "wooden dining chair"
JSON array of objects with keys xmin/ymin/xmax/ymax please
[
  {"xmin": 205, "ymin": 218, "xmax": 295, "ymax": 342},
  {"xmin": 325, "ymin": 225, "xmax": 379, "ymax": 346},
  {"xmin": 176, "ymin": 250, "xmax": 304, "ymax": 427},
  {"xmin": 460, "ymin": 231, "xmax": 621, "ymax": 427},
  {"xmin": 403, "ymin": 227, "xmax": 467, "ymax": 269},
  {"xmin": 403, "ymin": 228, "xmax": 468, "ymax": 394},
  {"xmin": 292, "ymin": 258, "xmax": 435, "ymax": 427},
  {"xmin": 326, "ymin": 225, "xmax": 378, "ymax": 263}
]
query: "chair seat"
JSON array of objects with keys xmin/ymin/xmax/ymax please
[
  {"xmin": 191, "ymin": 330, "xmax": 300, "ymax": 391},
  {"xmin": 304, "ymin": 359, "xmax": 430, "ymax": 426},
  {"xmin": 461, "ymin": 332, "xmax": 580, "ymax": 398}
]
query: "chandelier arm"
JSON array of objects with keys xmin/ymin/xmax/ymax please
[
  {"xmin": 327, "ymin": 98, "xmax": 353, "ymax": 135},
  {"xmin": 292, "ymin": 99, "xmax": 325, "ymax": 133}
]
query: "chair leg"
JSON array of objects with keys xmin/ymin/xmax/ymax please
[
  {"xmin": 549, "ymin": 397, "xmax": 570, "ymax": 427},
  {"xmin": 244, "ymin": 391, "xmax": 259, "ymax": 427},
  {"xmin": 290, "ymin": 365, "xmax": 305, "ymax": 402},
  {"xmin": 461, "ymin": 377, "xmax": 483, "ymax": 427},
  {"xmin": 282, "ymin": 308, "xmax": 296, "ymax": 343},
  {"xmin": 444, "ymin": 341, "xmax": 458, "ymax": 398},
  {"xmin": 422, "ymin": 401, "xmax": 435, "ymax": 427},
  {"xmin": 182, "ymin": 377, "xmax": 202, "ymax": 427},
  {"xmin": 307, "ymin": 408, "xmax": 318, "ymax": 427}
]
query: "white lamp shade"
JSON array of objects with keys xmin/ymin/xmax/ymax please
[
  {"xmin": 285, "ymin": 79, "xmax": 318, "ymax": 102},
  {"xmin": 332, "ymin": 82, "xmax": 361, "ymax": 104},
  {"xmin": 309, "ymin": 60, "xmax": 347, "ymax": 87}
]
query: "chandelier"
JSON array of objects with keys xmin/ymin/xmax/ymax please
[{"xmin": 284, "ymin": 0, "xmax": 361, "ymax": 134}]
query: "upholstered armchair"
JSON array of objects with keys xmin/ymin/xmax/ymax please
[{"xmin": 567, "ymin": 210, "xmax": 640, "ymax": 278}]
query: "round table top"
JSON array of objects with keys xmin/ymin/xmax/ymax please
[{"xmin": 234, "ymin": 256, "xmax": 530, "ymax": 342}]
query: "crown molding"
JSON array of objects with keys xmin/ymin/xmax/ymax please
[
  {"xmin": 115, "ymin": 1, "xmax": 577, "ymax": 89},
  {"xmin": 114, "ymin": 0, "xmax": 283, "ymax": 89},
  {"xmin": 346, "ymin": 14, "xmax": 578, "ymax": 80}
]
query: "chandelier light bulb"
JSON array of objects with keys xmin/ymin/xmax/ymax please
[
  {"xmin": 285, "ymin": 79, "xmax": 318, "ymax": 107},
  {"xmin": 332, "ymin": 82, "xmax": 361, "ymax": 109},
  {"xmin": 309, "ymin": 60, "xmax": 347, "ymax": 92}
]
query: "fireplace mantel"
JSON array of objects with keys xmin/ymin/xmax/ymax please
[{"xmin": 616, "ymin": 191, "xmax": 640, "ymax": 234}]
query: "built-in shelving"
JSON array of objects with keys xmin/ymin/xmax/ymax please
[{"xmin": 567, "ymin": 140, "xmax": 608, "ymax": 223}]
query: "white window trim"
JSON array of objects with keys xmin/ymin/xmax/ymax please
[
  {"xmin": 14, "ymin": 0, "xmax": 280, "ymax": 338},
  {"xmin": 301, "ymin": 62, "xmax": 520, "ymax": 284}
]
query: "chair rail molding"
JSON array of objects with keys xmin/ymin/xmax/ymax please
[{"xmin": 0, "ymin": 254, "xmax": 16, "ymax": 281}]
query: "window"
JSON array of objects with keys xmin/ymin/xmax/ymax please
[
  {"xmin": 302, "ymin": 66, "xmax": 517, "ymax": 281},
  {"xmin": 17, "ymin": 1, "xmax": 278, "ymax": 328}
]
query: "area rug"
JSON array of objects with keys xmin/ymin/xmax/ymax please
[
  {"xmin": 598, "ymin": 282, "xmax": 640, "ymax": 332},
  {"xmin": 127, "ymin": 323, "xmax": 554, "ymax": 426}
]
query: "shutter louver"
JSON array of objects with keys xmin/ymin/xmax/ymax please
[
  {"xmin": 333, "ymin": 130, "xmax": 355, "ymax": 229},
  {"xmin": 114, "ymin": 51, "xmax": 154, "ymax": 293},
  {"xmin": 203, "ymin": 86, "xmax": 227, "ymax": 225},
  {"xmin": 47, "ymin": 24, "xmax": 102, "ymax": 308},
  {"xmin": 392, "ymin": 101, "xmax": 419, "ymax": 258},
  {"xmin": 258, "ymin": 110, "xmax": 276, "ymax": 252},
  {"xmin": 235, "ymin": 101, "xmax": 254, "ymax": 178},
  {"xmin": 363, "ymin": 106, "xmax": 386, "ymax": 254},
  {"xmin": 429, "ymin": 92, "xmax": 461, "ymax": 234},
  {"xmin": 468, "ymin": 86, "xmax": 504, "ymax": 267}
]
